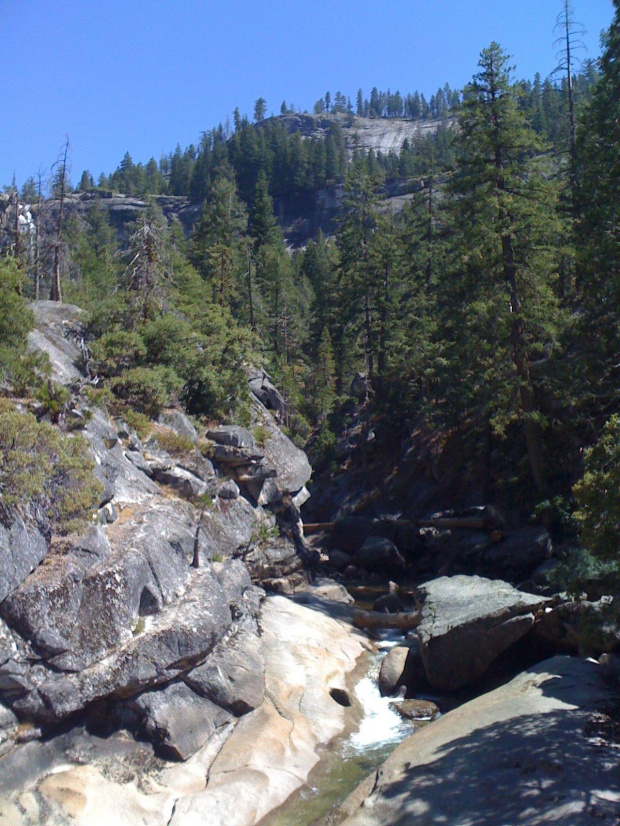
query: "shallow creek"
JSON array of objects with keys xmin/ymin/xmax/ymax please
[{"xmin": 259, "ymin": 631, "xmax": 433, "ymax": 826}]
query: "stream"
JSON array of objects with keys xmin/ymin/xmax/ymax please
[{"xmin": 259, "ymin": 632, "xmax": 431, "ymax": 826}]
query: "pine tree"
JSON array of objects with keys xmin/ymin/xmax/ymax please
[
  {"xmin": 191, "ymin": 173, "xmax": 247, "ymax": 309},
  {"xmin": 442, "ymin": 43, "xmax": 564, "ymax": 492},
  {"xmin": 575, "ymin": 0, "xmax": 620, "ymax": 410}
]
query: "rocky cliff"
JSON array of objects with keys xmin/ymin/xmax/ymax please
[{"xmin": 0, "ymin": 301, "xmax": 326, "ymax": 776}]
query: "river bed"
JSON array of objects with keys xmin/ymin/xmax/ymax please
[{"xmin": 259, "ymin": 633, "xmax": 430, "ymax": 826}]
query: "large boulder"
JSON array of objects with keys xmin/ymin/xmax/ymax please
[
  {"xmin": 534, "ymin": 598, "xmax": 620, "ymax": 655},
  {"xmin": 357, "ymin": 536, "xmax": 406, "ymax": 574},
  {"xmin": 11, "ymin": 562, "xmax": 247, "ymax": 722},
  {"xmin": 417, "ymin": 575, "xmax": 549, "ymax": 691},
  {"xmin": 207, "ymin": 426, "xmax": 255, "ymax": 450},
  {"xmin": 185, "ymin": 627, "xmax": 265, "ymax": 715},
  {"xmin": 157, "ymin": 410, "xmax": 197, "ymax": 443},
  {"xmin": 250, "ymin": 399, "xmax": 311, "ymax": 497},
  {"xmin": 378, "ymin": 641, "xmax": 427, "ymax": 698},
  {"xmin": 129, "ymin": 681, "xmax": 234, "ymax": 761}
]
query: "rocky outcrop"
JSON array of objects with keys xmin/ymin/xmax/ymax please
[
  {"xmin": 337, "ymin": 657, "xmax": 620, "ymax": 826},
  {"xmin": 27, "ymin": 301, "xmax": 84, "ymax": 385},
  {"xmin": 0, "ymin": 595, "xmax": 367, "ymax": 826},
  {"xmin": 0, "ymin": 302, "xmax": 317, "ymax": 766},
  {"xmin": 416, "ymin": 575, "xmax": 549, "ymax": 691}
]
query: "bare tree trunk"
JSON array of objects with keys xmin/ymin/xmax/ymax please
[
  {"xmin": 50, "ymin": 137, "xmax": 69, "ymax": 302},
  {"xmin": 13, "ymin": 191, "xmax": 20, "ymax": 260},
  {"xmin": 247, "ymin": 248, "xmax": 255, "ymax": 332}
]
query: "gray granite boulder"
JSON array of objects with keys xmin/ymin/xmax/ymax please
[
  {"xmin": 157, "ymin": 410, "xmax": 197, "ymax": 443},
  {"xmin": 535, "ymin": 598, "xmax": 620, "ymax": 655},
  {"xmin": 151, "ymin": 466, "xmax": 208, "ymax": 499},
  {"xmin": 417, "ymin": 575, "xmax": 549, "ymax": 691},
  {"xmin": 378, "ymin": 644, "xmax": 425, "ymax": 697},
  {"xmin": 251, "ymin": 399, "xmax": 311, "ymax": 496},
  {"xmin": 247, "ymin": 366, "xmax": 285, "ymax": 414},
  {"xmin": 185, "ymin": 627, "xmax": 265, "ymax": 716},
  {"xmin": 12, "ymin": 565, "xmax": 236, "ymax": 722},
  {"xmin": 130, "ymin": 681, "xmax": 233, "ymax": 760},
  {"xmin": 482, "ymin": 526, "xmax": 552, "ymax": 582},
  {"xmin": 218, "ymin": 479, "xmax": 240, "ymax": 500},
  {"xmin": 206, "ymin": 425, "xmax": 255, "ymax": 449},
  {"xmin": 357, "ymin": 536, "xmax": 406, "ymax": 573}
]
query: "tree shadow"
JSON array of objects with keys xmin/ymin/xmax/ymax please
[{"xmin": 362, "ymin": 658, "xmax": 620, "ymax": 825}]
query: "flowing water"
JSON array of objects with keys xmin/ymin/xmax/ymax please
[{"xmin": 259, "ymin": 633, "xmax": 429, "ymax": 826}]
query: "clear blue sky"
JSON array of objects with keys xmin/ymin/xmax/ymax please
[{"xmin": 1, "ymin": 0, "xmax": 615, "ymax": 191}]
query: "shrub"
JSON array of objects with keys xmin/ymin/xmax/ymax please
[
  {"xmin": 0, "ymin": 410, "xmax": 102, "ymax": 532},
  {"xmin": 574, "ymin": 415, "xmax": 620, "ymax": 562},
  {"xmin": 123, "ymin": 408, "xmax": 152, "ymax": 439},
  {"xmin": 90, "ymin": 330, "xmax": 146, "ymax": 377},
  {"xmin": 0, "ymin": 258, "xmax": 47, "ymax": 393},
  {"xmin": 110, "ymin": 366, "xmax": 183, "ymax": 417},
  {"xmin": 153, "ymin": 429, "xmax": 195, "ymax": 456},
  {"xmin": 252, "ymin": 425, "xmax": 271, "ymax": 447}
]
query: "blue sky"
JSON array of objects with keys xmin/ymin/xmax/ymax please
[{"xmin": 2, "ymin": 0, "xmax": 615, "ymax": 191}]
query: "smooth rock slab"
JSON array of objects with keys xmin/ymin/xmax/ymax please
[
  {"xmin": 338, "ymin": 656, "xmax": 620, "ymax": 826},
  {"xmin": 170, "ymin": 595, "xmax": 367, "ymax": 826},
  {"xmin": 417, "ymin": 575, "xmax": 549, "ymax": 691},
  {"xmin": 0, "ymin": 594, "xmax": 367, "ymax": 826}
]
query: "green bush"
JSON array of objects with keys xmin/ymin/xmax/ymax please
[
  {"xmin": 0, "ymin": 410, "xmax": 102, "ymax": 532},
  {"xmin": 123, "ymin": 408, "xmax": 152, "ymax": 439},
  {"xmin": 574, "ymin": 415, "xmax": 620, "ymax": 562},
  {"xmin": 90, "ymin": 330, "xmax": 146, "ymax": 377},
  {"xmin": 110, "ymin": 366, "xmax": 183, "ymax": 417},
  {"xmin": 153, "ymin": 429, "xmax": 195, "ymax": 456},
  {"xmin": 252, "ymin": 425, "xmax": 271, "ymax": 447},
  {"xmin": 0, "ymin": 259, "xmax": 48, "ymax": 393}
]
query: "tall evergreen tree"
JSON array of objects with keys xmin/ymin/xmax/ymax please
[
  {"xmin": 575, "ymin": 0, "xmax": 620, "ymax": 410},
  {"xmin": 441, "ymin": 43, "xmax": 564, "ymax": 492}
]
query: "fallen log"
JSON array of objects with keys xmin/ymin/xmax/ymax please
[
  {"xmin": 303, "ymin": 522, "xmax": 335, "ymax": 534},
  {"xmin": 419, "ymin": 516, "xmax": 493, "ymax": 530},
  {"xmin": 353, "ymin": 610, "xmax": 422, "ymax": 631}
]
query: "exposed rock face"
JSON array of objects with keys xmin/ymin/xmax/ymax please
[
  {"xmin": 249, "ymin": 398, "xmax": 312, "ymax": 497},
  {"xmin": 417, "ymin": 575, "xmax": 549, "ymax": 691},
  {"xmin": 0, "ymin": 302, "xmax": 316, "ymax": 766},
  {"xmin": 0, "ymin": 595, "xmax": 367, "ymax": 826},
  {"xmin": 0, "ymin": 514, "xmax": 49, "ymax": 604},
  {"xmin": 535, "ymin": 598, "xmax": 620, "ymax": 655},
  {"xmin": 338, "ymin": 657, "xmax": 620, "ymax": 826},
  {"xmin": 27, "ymin": 301, "xmax": 84, "ymax": 385}
]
